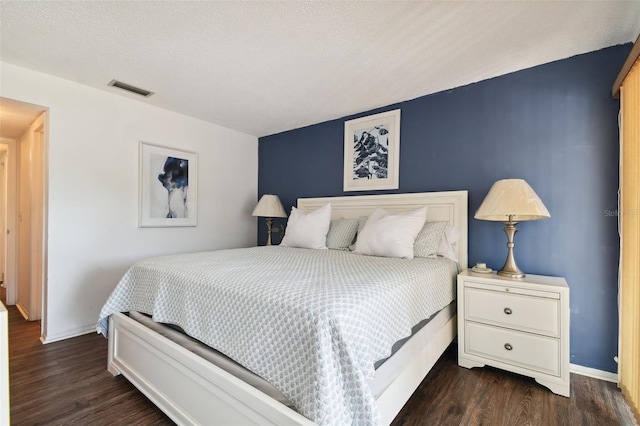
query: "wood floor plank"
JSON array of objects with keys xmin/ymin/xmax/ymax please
[
  {"xmin": 2, "ymin": 286, "xmax": 637, "ymax": 425},
  {"xmin": 391, "ymin": 345, "xmax": 637, "ymax": 426},
  {"xmin": 2, "ymin": 291, "xmax": 173, "ymax": 426}
]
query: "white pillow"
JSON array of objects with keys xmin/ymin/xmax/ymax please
[
  {"xmin": 280, "ymin": 203, "xmax": 332, "ymax": 249},
  {"xmin": 354, "ymin": 207, "xmax": 428, "ymax": 259},
  {"xmin": 348, "ymin": 215, "xmax": 369, "ymax": 251},
  {"xmin": 438, "ymin": 226, "xmax": 460, "ymax": 262}
]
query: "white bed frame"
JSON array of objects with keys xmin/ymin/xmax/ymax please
[{"xmin": 107, "ymin": 190, "xmax": 468, "ymax": 425}]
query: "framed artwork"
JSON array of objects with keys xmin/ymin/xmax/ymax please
[
  {"xmin": 139, "ymin": 142, "xmax": 198, "ymax": 227},
  {"xmin": 343, "ymin": 109, "xmax": 400, "ymax": 192}
]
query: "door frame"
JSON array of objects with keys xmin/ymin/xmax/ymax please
[
  {"xmin": 4, "ymin": 109, "xmax": 48, "ymax": 340},
  {"xmin": 0, "ymin": 138, "xmax": 17, "ymax": 307}
]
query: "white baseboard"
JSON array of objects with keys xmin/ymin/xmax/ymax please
[
  {"xmin": 41, "ymin": 324, "xmax": 96, "ymax": 344},
  {"xmin": 570, "ymin": 363, "xmax": 618, "ymax": 383},
  {"xmin": 36, "ymin": 325, "xmax": 621, "ymax": 385},
  {"xmin": 15, "ymin": 303, "xmax": 29, "ymax": 321}
]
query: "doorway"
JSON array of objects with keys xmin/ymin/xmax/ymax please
[
  {"xmin": 0, "ymin": 97, "xmax": 48, "ymax": 340},
  {"xmin": 0, "ymin": 139, "xmax": 16, "ymax": 308},
  {"xmin": 0, "ymin": 146, "xmax": 7, "ymax": 305}
]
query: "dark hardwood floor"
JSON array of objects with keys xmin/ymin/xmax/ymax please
[
  {"xmin": 3, "ymin": 287, "xmax": 170, "ymax": 426},
  {"xmin": 391, "ymin": 346, "xmax": 637, "ymax": 426},
  {"xmin": 2, "ymin": 285, "xmax": 637, "ymax": 425}
]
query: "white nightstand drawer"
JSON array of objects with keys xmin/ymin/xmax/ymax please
[
  {"xmin": 457, "ymin": 271, "xmax": 570, "ymax": 396},
  {"xmin": 464, "ymin": 287, "xmax": 560, "ymax": 337},
  {"xmin": 465, "ymin": 321, "xmax": 560, "ymax": 376}
]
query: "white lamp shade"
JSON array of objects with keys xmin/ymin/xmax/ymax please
[
  {"xmin": 252, "ymin": 194, "xmax": 287, "ymax": 218},
  {"xmin": 475, "ymin": 179, "xmax": 550, "ymax": 221}
]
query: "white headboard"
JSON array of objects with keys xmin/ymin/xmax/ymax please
[{"xmin": 297, "ymin": 191, "xmax": 468, "ymax": 270}]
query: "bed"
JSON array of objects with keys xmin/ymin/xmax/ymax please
[{"xmin": 99, "ymin": 191, "xmax": 468, "ymax": 425}]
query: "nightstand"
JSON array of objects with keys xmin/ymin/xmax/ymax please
[{"xmin": 457, "ymin": 269, "xmax": 570, "ymax": 397}]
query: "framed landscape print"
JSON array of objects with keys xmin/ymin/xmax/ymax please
[
  {"xmin": 343, "ymin": 109, "xmax": 400, "ymax": 192},
  {"xmin": 139, "ymin": 142, "xmax": 198, "ymax": 227}
]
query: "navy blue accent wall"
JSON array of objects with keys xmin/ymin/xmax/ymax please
[{"xmin": 258, "ymin": 44, "xmax": 631, "ymax": 372}]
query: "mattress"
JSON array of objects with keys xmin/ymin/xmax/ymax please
[
  {"xmin": 98, "ymin": 246, "xmax": 458, "ymax": 425},
  {"xmin": 127, "ymin": 301, "xmax": 455, "ymax": 411}
]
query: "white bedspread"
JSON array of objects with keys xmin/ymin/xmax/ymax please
[{"xmin": 97, "ymin": 246, "xmax": 457, "ymax": 425}]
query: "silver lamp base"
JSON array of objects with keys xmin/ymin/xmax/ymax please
[
  {"xmin": 265, "ymin": 217, "xmax": 274, "ymax": 246},
  {"xmin": 497, "ymin": 269, "xmax": 525, "ymax": 279},
  {"xmin": 497, "ymin": 220, "xmax": 525, "ymax": 279}
]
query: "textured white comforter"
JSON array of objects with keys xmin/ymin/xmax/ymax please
[{"xmin": 97, "ymin": 246, "xmax": 457, "ymax": 425}]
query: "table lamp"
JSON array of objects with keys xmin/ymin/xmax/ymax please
[
  {"xmin": 252, "ymin": 194, "xmax": 287, "ymax": 246},
  {"xmin": 475, "ymin": 179, "xmax": 550, "ymax": 278}
]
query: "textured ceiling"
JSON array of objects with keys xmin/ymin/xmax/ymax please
[{"xmin": 1, "ymin": 1, "xmax": 639, "ymax": 138}]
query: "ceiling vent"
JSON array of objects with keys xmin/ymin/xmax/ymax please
[{"xmin": 108, "ymin": 79, "xmax": 154, "ymax": 97}]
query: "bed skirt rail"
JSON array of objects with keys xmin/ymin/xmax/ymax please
[
  {"xmin": 377, "ymin": 314, "xmax": 456, "ymax": 425},
  {"xmin": 107, "ymin": 311, "xmax": 456, "ymax": 426},
  {"xmin": 107, "ymin": 312, "xmax": 314, "ymax": 426}
]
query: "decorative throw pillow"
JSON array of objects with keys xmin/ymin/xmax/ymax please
[
  {"xmin": 414, "ymin": 221, "xmax": 449, "ymax": 258},
  {"xmin": 354, "ymin": 207, "xmax": 428, "ymax": 259},
  {"xmin": 280, "ymin": 203, "xmax": 332, "ymax": 249},
  {"xmin": 326, "ymin": 218, "xmax": 359, "ymax": 250}
]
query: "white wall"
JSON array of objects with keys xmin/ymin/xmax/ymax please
[{"xmin": 1, "ymin": 62, "xmax": 259, "ymax": 342}]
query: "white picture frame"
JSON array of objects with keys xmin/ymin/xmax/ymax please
[
  {"xmin": 343, "ymin": 109, "xmax": 400, "ymax": 192},
  {"xmin": 139, "ymin": 142, "xmax": 198, "ymax": 227}
]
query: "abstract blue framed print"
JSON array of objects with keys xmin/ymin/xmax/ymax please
[{"xmin": 139, "ymin": 142, "xmax": 198, "ymax": 227}]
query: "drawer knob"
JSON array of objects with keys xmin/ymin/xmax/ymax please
[
  {"xmin": 504, "ymin": 343, "xmax": 513, "ymax": 351},
  {"xmin": 504, "ymin": 307, "xmax": 513, "ymax": 315}
]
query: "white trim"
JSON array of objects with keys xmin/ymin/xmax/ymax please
[
  {"xmin": 0, "ymin": 138, "xmax": 17, "ymax": 307},
  {"xmin": 41, "ymin": 324, "xmax": 95, "ymax": 344},
  {"xmin": 0, "ymin": 302, "xmax": 9, "ymax": 426},
  {"xmin": 15, "ymin": 302, "xmax": 29, "ymax": 320},
  {"xmin": 39, "ymin": 111, "xmax": 50, "ymax": 346},
  {"xmin": 570, "ymin": 363, "xmax": 618, "ymax": 383}
]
